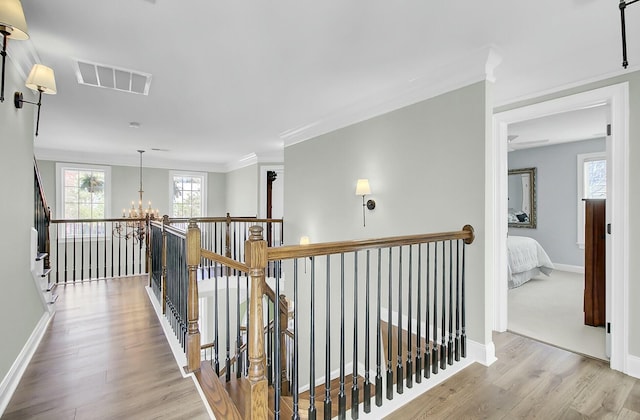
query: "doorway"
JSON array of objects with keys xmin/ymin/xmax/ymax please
[{"xmin": 491, "ymin": 83, "xmax": 629, "ymax": 372}]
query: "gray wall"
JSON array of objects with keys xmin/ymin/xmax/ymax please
[
  {"xmin": 284, "ymin": 81, "xmax": 490, "ymax": 359},
  {"xmin": 36, "ymin": 161, "xmax": 227, "ymax": 218},
  {"xmin": 225, "ymin": 164, "xmax": 258, "ymax": 216},
  {"xmin": 0, "ymin": 58, "xmax": 46, "ymax": 383},
  {"xmin": 508, "ymin": 138, "xmax": 605, "ymax": 267},
  {"xmin": 496, "ymin": 70, "xmax": 640, "ymax": 358}
]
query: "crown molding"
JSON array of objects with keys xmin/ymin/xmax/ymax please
[
  {"xmin": 34, "ymin": 147, "xmax": 228, "ymax": 173},
  {"xmin": 281, "ymin": 45, "xmax": 502, "ymax": 148}
]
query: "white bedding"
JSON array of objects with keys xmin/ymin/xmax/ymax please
[{"xmin": 507, "ymin": 236, "xmax": 554, "ymax": 288}]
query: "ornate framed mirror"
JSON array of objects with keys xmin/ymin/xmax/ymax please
[{"xmin": 508, "ymin": 167, "xmax": 537, "ymax": 229}]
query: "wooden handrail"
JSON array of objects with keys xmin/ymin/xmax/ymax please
[
  {"xmin": 52, "ymin": 217, "xmax": 148, "ymax": 224},
  {"xmin": 200, "ymin": 249, "xmax": 250, "ymax": 273},
  {"xmin": 263, "ymin": 284, "xmax": 288, "ymax": 319},
  {"xmin": 267, "ymin": 225, "xmax": 475, "ymax": 260}
]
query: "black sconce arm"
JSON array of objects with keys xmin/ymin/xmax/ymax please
[{"xmin": 620, "ymin": 0, "xmax": 640, "ymax": 68}]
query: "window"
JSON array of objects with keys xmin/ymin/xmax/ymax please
[
  {"xmin": 577, "ymin": 152, "xmax": 606, "ymax": 248},
  {"xmin": 170, "ymin": 171, "xmax": 207, "ymax": 217},
  {"xmin": 56, "ymin": 163, "xmax": 111, "ymax": 237}
]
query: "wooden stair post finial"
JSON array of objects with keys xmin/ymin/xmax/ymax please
[
  {"xmin": 186, "ymin": 220, "xmax": 202, "ymax": 373},
  {"xmin": 245, "ymin": 225, "xmax": 269, "ymax": 419}
]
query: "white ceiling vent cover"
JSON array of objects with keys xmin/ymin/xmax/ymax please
[{"xmin": 74, "ymin": 59, "xmax": 152, "ymax": 95}]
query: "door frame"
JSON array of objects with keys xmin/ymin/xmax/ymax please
[{"xmin": 490, "ymin": 83, "xmax": 629, "ymax": 372}]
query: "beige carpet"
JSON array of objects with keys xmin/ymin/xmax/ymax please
[{"xmin": 508, "ymin": 270, "xmax": 607, "ymax": 361}]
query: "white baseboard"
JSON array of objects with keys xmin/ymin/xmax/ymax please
[
  {"xmin": 553, "ymin": 263, "xmax": 584, "ymax": 274},
  {"xmin": 626, "ymin": 354, "xmax": 640, "ymax": 379},
  {"xmin": 0, "ymin": 312, "xmax": 53, "ymax": 417},
  {"xmin": 145, "ymin": 286, "xmax": 188, "ymax": 374}
]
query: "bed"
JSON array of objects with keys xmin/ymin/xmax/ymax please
[{"xmin": 507, "ymin": 236, "xmax": 555, "ymax": 288}]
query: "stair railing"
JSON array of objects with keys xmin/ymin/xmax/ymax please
[
  {"xmin": 264, "ymin": 224, "xmax": 475, "ymax": 419},
  {"xmin": 33, "ymin": 158, "xmax": 51, "ymax": 268}
]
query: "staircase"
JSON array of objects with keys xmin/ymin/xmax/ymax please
[{"xmin": 30, "ymin": 228, "xmax": 57, "ymax": 311}]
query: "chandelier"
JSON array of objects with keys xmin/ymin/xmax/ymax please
[{"xmin": 113, "ymin": 150, "xmax": 159, "ymax": 243}]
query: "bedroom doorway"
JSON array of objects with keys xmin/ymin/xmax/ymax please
[{"xmin": 492, "ymin": 83, "xmax": 629, "ymax": 372}]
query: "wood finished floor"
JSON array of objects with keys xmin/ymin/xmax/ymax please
[
  {"xmin": 3, "ymin": 276, "xmax": 210, "ymax": 420},
  {"xmin": 385, "ymin": 331, "xmax": 640, "ymax": 420}
]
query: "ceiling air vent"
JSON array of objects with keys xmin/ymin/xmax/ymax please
[{"xmin": 74, "ymin": 59, "xmax": 152, "ymax": 95}]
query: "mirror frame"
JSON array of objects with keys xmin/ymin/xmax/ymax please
[{"xmin": 508, "ymin": 167, "xmax": 537, "ymax": 229}]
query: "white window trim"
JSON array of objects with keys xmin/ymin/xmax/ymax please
[
  {"xmin": 55, "ymin": 162, "xmax": 112, "ymax": 220},
  {"xmin": 576, "ymin": 151, "xmax": 606, "ymax": 249},
  {"xmin": 169, "ymin": 170, "xmax": 208, "ymax": 217}
]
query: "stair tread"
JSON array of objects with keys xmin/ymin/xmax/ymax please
[
  {"xmin": 35, "ymin": 252, "xmax": 48, "ymax": 261},
  {"xmin": 48, "ymin": 294, "xmax": 59, "ymax": 305},
  {"xmin": 194, "ymin": 362, "xmax": 243, "ymax": 420},
  {"xmin": 44, "ymin": 282, "xmax": 57, "ymax": 292},
  {"xmin": 41, "ymin": 268, "xmax": 53, "ymax": 277}
]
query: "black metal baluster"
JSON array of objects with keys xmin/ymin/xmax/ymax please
[
  {"xmin": 236, "ymin": 274, "xmax": 242, "ymax": 379},
  {"xmin": 416, "ymin": 244, "xmax": 422, "ymax": 383},
  {"xmin": 448, "ymin": 240, "xmax": 454, "ymax": 366},
  {"xmin": 455, "ymin": 240, "xmax": 461, "ymax": 362},
  {"xmin": 432, "ymin": 242, "xmax": 438, "ymax": 375},
  {"xmin": 364, "ymin": 249, "xmax": 372, "ymax": 413},
  {"xmin": 55, "ymin": 224, "xmax": 59, "ymax": 284},
  {"xmin": 396, "ymin": 246, "xmax": 403, "ymax": 395},
  {"xmin": 274, "ymin": 260, "xmax": 281, "ymax": 419},
  {"xmin": 225, "ymin": 271, "xmax": 231, "ymax": 382},
  {"xmin": 245, "ymin": 272, "xmax": 249, "ymax": 377},
  {"xmin": 267, "ymin": 298, "xmax": 273, "ymax": 384},
  {"xmin": 440, "ymin": 241, "xmax": 447, "ymax": 371},
  {"xmin": 214, "ymin": 262, "xmax": 220, "ymax": 375},
  {"xmin": 293, "ymin": 259, "xmax": 300, "ymax": 420},
  {"xmin": 338, "ymin": 253, "xmax": 346, "ymax": 420},
  {"xmin": 309, "ymin": 257, "xmax": 316, "ymax": 420},
  {"xmin": 73, "ymin": 223, "xmax": 77, "ymax": 281},
  {"xmin": 462, "ymin": 241, "xmax": 467, "ymax": 358},
  {"xmin": 424, "ymin": 242, "xmax": 430, "ymax": 379},
  {"xmin": 102, "ymin": 222, "xmax": 106, "ymax": 278},
  {"xmin": 375, "ymin": 248, "xmax": 383, "ymax": 407},
  {"xmin": 85, "ymin": 222, "xmax": 89, "ymax": 280},
  {"xmin": 125, "ymin": 225, "xmax": 129, "ymax": 276},
  {"xmin": 324, "ymin": 256, "xmax": 332, "ymax": 420},
  {"xmin": 352, "ymin": 251, "xmax": 360, "ymax": 420},
  {"xmin": 111, "ymin": 223, "xmax": 114, "ymax": 278},
  {"xmin": 64, "ymin": 224, "xmax": 68, "ymax": 282},
  {"xmin": 386, "ymin": 248, "xmax": 393, "ymax": 400},
  {"xmin": 406, "ymin": 246, "xmax": 413, "ymax": 389}
]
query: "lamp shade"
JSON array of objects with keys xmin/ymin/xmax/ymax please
[
  {"xmin": 0, "ymin": 0, "xmax": 29, "ymax": 40},
  {"xmin": 355, "ymin": 179, "xmax": 371, "ymax": 196},
  {"xmin": 25, "ymin": 64, "xmax": 57, "ymax": 94}
]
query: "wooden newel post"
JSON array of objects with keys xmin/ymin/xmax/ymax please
[
  {"xmin": 246, "ymin": 225, "xmax": 268, "ymax": 419},
  {"xmin": 186, "ymin": 220, "xmax": 202, "ymax": 373}
]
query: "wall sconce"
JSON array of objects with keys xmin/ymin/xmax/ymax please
[
  {"xmin": 355, "ymin": 179, "xmax": 376, "ymax": 227},
  {"xmin": 0, "ymin": 0, "xmax": 29, "ymax": 102},
  {"xmin": 14, "ymin": 64, "xmax": 57, "ymax": 136}
]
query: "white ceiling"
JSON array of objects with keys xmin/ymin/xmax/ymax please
[
  {"xmin": 9, "ymin": 0, "xmax": 640, "ymax": 171},
  {"xmin": 508, "ymin": 104, "xmax": 608, "ymax": 151}
]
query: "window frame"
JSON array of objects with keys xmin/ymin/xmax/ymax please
[
  {"xmin": 55, "ymin": 162, "xmax": 112, "ymax": 239},
  {"xmin": 169, "ymin": 170, "xmax": 207, "ymax": 218},
  {"xmin": 576, "ymin": 151, "xmax": 606, "ymax": 249}
]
